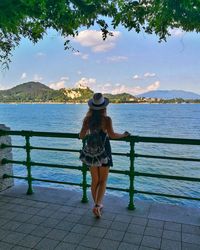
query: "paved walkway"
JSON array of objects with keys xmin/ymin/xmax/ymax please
[{"xmin": 0, "ymin": 184, "xmax": 200, "ymax": 250}]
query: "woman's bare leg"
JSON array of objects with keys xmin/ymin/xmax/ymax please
[
  {"xmin": 96, "ymin": 167, "xmax": 109, "ymax": 205},
  {"xmin": 90, "ymin": 166, "xmax": 99, "ymax": 204}
]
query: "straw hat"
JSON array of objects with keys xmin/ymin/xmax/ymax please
[{"xmin": 88, "ymin": 93, "xmax": 109, "ymax": 110}]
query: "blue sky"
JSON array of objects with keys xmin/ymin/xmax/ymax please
[{"xmin": 0, "ymin": 26, "xmax": 200, "ymax": 95}]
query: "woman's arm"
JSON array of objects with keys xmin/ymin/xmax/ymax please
[
  {"xmin": 106, "ymin": 116, "xmax": 130, "ymax": 139},
  {"xmin": 79, "ymin": 118, "xmax": 88, "ymax": 139}
]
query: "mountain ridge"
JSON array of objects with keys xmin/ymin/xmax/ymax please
[
  {"xmin": 0, "ymin": 82, "xmax": 200, "ymax": 103},
  {"xmin": 137, "ymin": 90, "xmax": 200, "ymax": 99}
]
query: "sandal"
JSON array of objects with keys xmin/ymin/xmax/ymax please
[{"xmin": 92, "ymin": 204, "xmax": 102, "ymax": 218}]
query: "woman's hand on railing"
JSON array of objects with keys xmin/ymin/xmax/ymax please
[{"xmin": 123, "ymin": 131, "xmax": 131, "ymax": 137}]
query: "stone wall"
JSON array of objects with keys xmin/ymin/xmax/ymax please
[{"xmin": 0, "ymin": 124, "xmax": 14, "ymax": 192}]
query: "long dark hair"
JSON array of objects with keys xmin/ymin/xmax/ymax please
[{"xmin": 87, "ymin": 109, "xmax": 106, "ymax": 132}]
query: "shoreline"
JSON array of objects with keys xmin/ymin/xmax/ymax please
[{"xmin": 0, "ymin": 102, "xmax": 199, "ymax": 105}]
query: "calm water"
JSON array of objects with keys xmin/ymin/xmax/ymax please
[{"xmin": 0, "ymin": 103, "xmax": 200, "ymax": 207}]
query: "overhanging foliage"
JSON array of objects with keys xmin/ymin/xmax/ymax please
[{"xmin": 1, "ymin": 0, "xmax": 200, "ymax": 68}]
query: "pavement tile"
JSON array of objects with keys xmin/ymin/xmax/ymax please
[
  {"xmin": 114, "ymin": 214, "xmax": 132, "ymax": 223},
  {"xmin": 0, "ymin": 211, "xmax": 18, "ymax": 219},
  {"xmin": 15, "ymin": 223, "xmax": 37, "ymax": 234},
  {"xmin": 2, "ymin": 221, "xmax": 22, "ymax": 231},
  {"xmin": 182, "ymin": 232, "xmax": 200, "ymax": 245},
  {"xmin": 78, "ymin": 215, "xmax": 97, "ymax": 226},
  {"xmin": 94, "ymin": 218, "xmax": 113, "ymax": 228},
  {"xmin": 54, "ymin": 242, "xmax": 77, "ymax": 250},
  {"xmin": 30, "ymin": 225, "xmax": 52, "ymax": 237},
  {"xmin": 71, "ymin": 224, "xmax": 91, "ymax": 234},
  {"xmin": 0, "ymin": 228, "xmax": 9, "ymax": 240},
  {"xmin": 28, "ymin": 215, "xmax": 46, "ymax": 225},
  {"xmin": 127, "ymin": 224, "xmax": 145, "ymax": 234},
  {"xmin": 79, "ymin": 235, "xmax": 102, "ymax": 248},
  {"xmin": 34, "ymin": 238, "xmax": 60, "ymax": 250},
  {"xmin": 36, "ymin": 208, "xmax": 55, "ymax": 217},
  {"xmin": 98, "ymin": 238, "xmax": 120, "ymax": 250},
  {"xmin": 123, "ymin": 232, "xmax": 143, "ymax": 245},
  {"xmin": 118, "ymin": 242, "xmax": 139, "ymax": 250},
  {"xmin": 161, "ymin": 239, "xmax": 181, "ymax": 250},
  {"xmin": 42, "ymin": 217, "xmax": 60, "ymax": 228},
  {"xmin": 13, "ymin": 213, "xmax": 33, "ymax": 223},
  {"xmin": 147, "ymin": 219, "xmax": 164, "ymax": 229},
  {"xmin": 49, "ymin": 211, "xmax": 67, "ymax": 220},
  {"xmin": 46, "ymin": 228, "xmax": 68, "ymax": 241},
  {"xmin": 17, "ymin": 234, "xmax": 42, "ymax": 248},
  {"xmin": 99, "ymin": 211, "xmax": 116, "ymax": 221},
  {"xmin": 104, "ymin": 229, "xmax": 125, "ymax": 241},
  {"xmin": 87, "ymin": 226, "xmax": 107, "ymax": 237},
  {"xmin": 0, "ymin": 241, "xmax": 14, "ymax": 250},
  {"xmin": 63, "ymin": 232, "xmax": 84, "ymax": 244},
  {"xmin": 144, "ymin": 226, "xmax": 163, "ymax": 237},
  {"xmin": 11, "ymin": 246, "xmax": 31, "ymax": 250},
  {"xmin": 182, "ymin": 224, "xmax": 200, "ymax": 235},
  {"xmin": 55, "ymin": 220, "xmax": 75, "ymax": 231},
  {"xmin": 76, "ymin": 246, "xmax": 95, "ymax": 250},
  {"xmin": 0, "ymin": 218, "xmax": 9, "ymax": 227},
  {"xmin": 182, "ymin": 242, "xmax": 200, "ymax": 250},
  {"xmin": 141, "ymin": 235, "xmax": 161, "ymax": 249},
  {"xmin": 70, "ymin": 207, "xmax": 88, "ymax": 215},
  {"xmin": 132, "ymin": 216, "xmax": 148, "ymax": 226},
  {"xmin": 164, "ymin": 222, "xmax": 181, "ymax": 231},
  {"xmin": 110, "ymin": 220, "xmax": 129, "ymax": 231},
  {"xmin": 2, "ymin": 231, "xmax": 26, "ymax": 244},
  {"xmin": 162, "ymin": 230, "xmax": 181, "ymax": 241},
  {"xmin": 64, "ymin": 214, "xmax": 82, "ymax": 223},
  {"xmin": 139, "ymin": 247, "xmax": 159, "ymax": 250}
]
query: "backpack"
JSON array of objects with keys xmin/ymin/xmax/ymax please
[{"xmin": 79, "ymin": 130, "xmax": 109, "ymax": 166}]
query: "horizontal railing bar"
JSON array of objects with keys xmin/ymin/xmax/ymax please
[
  {"xmin": 135, "ymin": 172, "xmax": 200, "ymax": 182},
  {"xmin": 106, "ymin": 186, "xmax": 129, "ymax": 192},
  {"xmin": 0, "ymin": 144, "xmax": 25, "ymax": 149},
  {"xmin": 31, "ymin": 177, "xmax": 83, "ymax": 186},
  {"xmin": 2, "ymin": 158, "xmax": 129, "ymax": 175},
  {"xmin": 1, "ymin": 130, "xmax": 200, "ymax": 145},
  {"xmin": 135, "ymin": 190, "xmax": 200, "ymax": 201},
  {"xmin": 30, "ymin": 146, "xmax": 80, "ymax": 153},
  {"xmin": 3, "ymin": 174, "xmax": 27, "ymax": 180},
  {"xmin": 135, "ymin": 153, "xmax": 200, "ymax": 162},
  {"xmin": 31, "ymin": 162, "xmax": 82, "ymax": 170},
  {"xmin": 134, "ymin": 136, "xmax": 200, "ymax": 145}
]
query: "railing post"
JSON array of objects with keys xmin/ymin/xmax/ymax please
[
  {"xmin": 25, "ymin": 135, "xmax": 33, "ymax": 194},
  {"xmin": 81, "ymin": 139, "xmax": 88, "ymax": 203},
  {"xmin": 128, "ymin": 138, "xmax": 136, "ymax": 210}
]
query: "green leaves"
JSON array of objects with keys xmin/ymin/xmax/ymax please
[{"xmin": 1, "ymin": 0, "xmax": 200, "ymax": 68}]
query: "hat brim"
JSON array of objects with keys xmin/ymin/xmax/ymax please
[{"xmin": 88, "ymin": 97, "xmax": 109, "ymax": 110}]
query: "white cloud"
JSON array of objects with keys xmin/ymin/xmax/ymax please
[
  {"xmin": 144, "ymin": 72, "xmax": 156, "ymax": 78},
  {"xmin": 21, "ymin": 72, "xmax": 27, "ymax": 80},
  {"xmin": 107, "ymin": 56, "xmax": 128, "ymax": 62},
  {"xmin": 110, "ymin": 81, "xmax": 160, "ymax": 95},
  {"xmin": 169, "ymin": 28, "xmax": 185, "ymax": 37},
  {"xmin": 133, "ymin": 74, "xmax": 140, "ymax": 80},
  {"xmin": 73, "ymin": 51, "xmax": 89, "ymax": 60},
  {"xmin": 75, "ymin": 77, "xmax": 96, "ymax": 89},
  {"xmin": 33, "ymin": 74, "xmax": 43, "ymax": 82},
  {"xmin": 49, "ymin": 81, "xmax": 65, "ymax": 90},
  {"xmin": 60, "ymin": 76, "xmax": 69, "ymax": 81},
  {"xmin": 36, "ymin": 52, "xmax": 46, "ymax": 57},
  {"xmin": 74, "ymin": 30, "xmax": 121, "ymax": 52},
  {"xmin": 49, "ymin": 76, "xmax": 69, "ymax": 90}
]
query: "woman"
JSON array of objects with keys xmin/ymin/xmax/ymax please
[{"xmin": 79, "ymin": 93, "xmax": 130, "ymax": 217}]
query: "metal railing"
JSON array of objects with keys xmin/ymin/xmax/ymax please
[{"xmin": 1, "ymin": 129, "xmax": 200, "ymax": 210}]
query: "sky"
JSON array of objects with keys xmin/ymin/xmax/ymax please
[{"xmin": 0, "ymin": 25, "xmax": 200, "ymax": 95}]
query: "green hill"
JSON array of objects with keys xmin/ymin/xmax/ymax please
[{"xmin": 0, "ymin": 82, "xmax": 94, "ymax": 103}]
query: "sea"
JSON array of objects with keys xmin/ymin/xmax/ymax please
[{"xmin": 0, "ymin": 103, "xmax": 200, "ymax": 207}]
